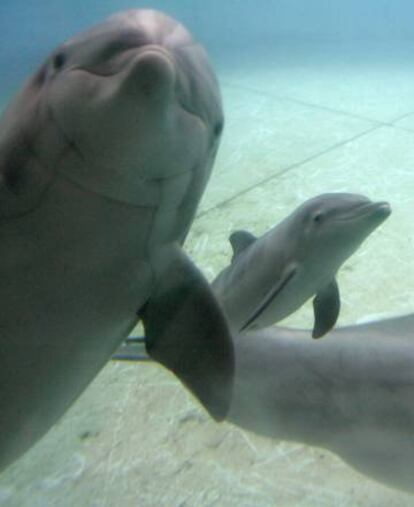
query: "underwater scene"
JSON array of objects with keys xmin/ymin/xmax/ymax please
[{"xmin": 1, "ymin": 0, "xmax": 414, "ymax": 505}]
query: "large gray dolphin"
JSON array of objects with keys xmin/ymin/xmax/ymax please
[
  {"xmin": 212, "ymin": 193, "xmax": 391, "ymax": 337},
  {"xmin": 114, "ymin": 315, "xmax": 414, "ymax": 494},
  {"xmin": 0, "ymin": 9, "xmax": 234, "ymax": 473}
]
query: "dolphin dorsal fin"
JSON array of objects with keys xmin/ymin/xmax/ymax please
[{"xmin": 229, "ymin": 230, "xmax": 257, "ymax": 262}]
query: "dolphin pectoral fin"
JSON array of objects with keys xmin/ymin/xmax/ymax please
[
  {"xmin": 312, "ymin": 279, "xmax": 340, "ymax": 339},
  {"xmin": 240, "ymin": 264, "xmax": 298, "ymax": 331},
  {"xmin": 140, "ymin": 245, "xmax": 234, "ymax": 422}
]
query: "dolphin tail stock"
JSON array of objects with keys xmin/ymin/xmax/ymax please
[{"xmin": 139, "ymin": 243, "xmax": 235, "ymax": 422}]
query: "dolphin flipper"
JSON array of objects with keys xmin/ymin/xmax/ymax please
[
  {"xmin": 312, "ymin": 279, "xmax": 340, "ymax": 339},
  {"xmin": 140, "ymin": 244, "xmax": 234, "ymax": 421}
]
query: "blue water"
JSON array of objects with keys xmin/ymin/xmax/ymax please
[
  {"xmin": 2, "ymin": 0, "xmax": 414, "ymax": 99},
  {"xmin": 1, "ymin": 2, "xmax": 414, "ymax": 506}
]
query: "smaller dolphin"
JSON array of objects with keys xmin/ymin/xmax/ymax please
[{"xmin": 211, "ymin": 193, "xmax": 391, "ymax": 338}]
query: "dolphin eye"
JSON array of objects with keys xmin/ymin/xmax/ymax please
[
  {"xmin": 312, "ymin": 211, "xmax": 325, "ymax": 224},
  {"xmin": 214, "ymin": 121, "xmax": 224, "ymax": 137},
  {"xmin": 52, "ymin": 52, "xmax": 66, "ymax": 71}
]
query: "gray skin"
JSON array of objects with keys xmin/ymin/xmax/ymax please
[
  {"xmin": 114, "ymin": 316, "xmax": 414, "ymax": 494},
  {"xmin": 212, "ymin": 193, "xmax": 391, "ymax": 337},
  {"xmin": 0, "ymin": 9, "xmax": 234, "ymax": 473},
  {"xmin": 228, "ymin": 317, "xmax": 414, "ymax": 495}
]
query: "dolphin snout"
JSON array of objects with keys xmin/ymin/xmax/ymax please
[
  {"xmin": 365, "ymin": 201, "xmax": 391, "ymax": 222},
  {"xmin": 124, "ymin": 46, "xmax": 176, "ymax": 101},
  {"xmin": 373, "ymin": 201, "xmax": 391, "ymax": 214},
  {"xmin": 337, "ymin": 200, "xmax": 391, "ymax": 222}
]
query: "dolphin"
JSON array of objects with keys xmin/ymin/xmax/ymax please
[
  {"xmin": 227, "ymin": 318, "xmax": 414, "ymax": 494},
  {"xmin": 114, "ymin": 315, "xmax": 414, "ymax": 494},
  {"xmin": 211, "ymin": 193, "xmax": 391, "ymax": 337},
  {"xmin": 0, "ymin": 9, "xmax": 233, "ymax": 473}
]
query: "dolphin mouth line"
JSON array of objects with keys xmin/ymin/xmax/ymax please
[
  {"xmin": 70, "ymin": 45, "xmax": 175, "ymax": 79},
  {"xmin": 332, "ymin": 201, "xmax": 391, "ymax": 222}
]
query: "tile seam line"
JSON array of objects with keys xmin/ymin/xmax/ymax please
[
  {"xmin": 196, "ymin": 124, "xmax": 381, "ymax": 219},
  {"xmin": 221, "ymin": 81, "xmax": 409, "ymax": 127},
  {"xmin": 393, "ymin": 125, "xmax": 414, "ymax": 134},
  {"xmin": 389, "ymin": 111, "xmax": 414, "ymax": 123}
]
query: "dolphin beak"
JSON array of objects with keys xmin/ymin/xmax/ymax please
[
  {"xmin": 337, "ymin": 200, "xmax": 392, "ymax": 223},
  {"xmin": 369, "ymin": 201, "xmax": 391, "ymax": 222},
  {"xmin": 124, "ymin": 46, "xmax": 176, "ymax": 103}
]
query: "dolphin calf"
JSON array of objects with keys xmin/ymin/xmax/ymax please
[
  {"xmin": 211, "ymin": 193, "xmax": 391, "ymax": 337},
  {"xmin": 114, "ymin": 315, "xmax": 414, "ymax": 494},
  {"xmin": 0, "ymin": 9, "xmax": 233, "ymax": 473}
]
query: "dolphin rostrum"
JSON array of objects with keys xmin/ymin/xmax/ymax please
[
  {"xmin": 211, "ymin": 193, "xmax": 391, "ymax": 337},
  {"xmin": 114, "ymin": 314, "xmax": 414, "ymax": 494},
  {"xmin": 0, "ymin": 9, "xmax": 233, "ymax": 473}
]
